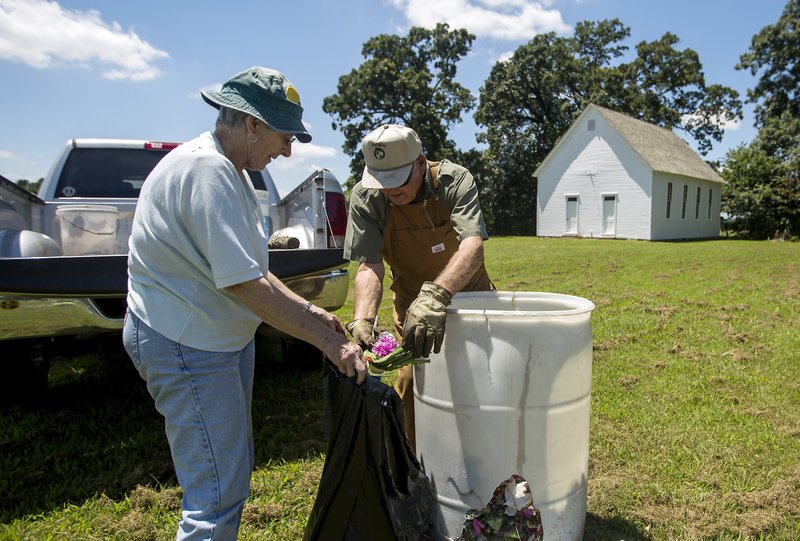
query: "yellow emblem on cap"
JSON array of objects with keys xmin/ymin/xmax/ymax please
[{"xmin": 285, "ymin": 85, "xmax": 300, "ymax": 104}]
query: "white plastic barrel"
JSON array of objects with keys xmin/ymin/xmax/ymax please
[
  {"xmin": 414, "ymin": 291, "xmax": 595, "ymax": 541},
  {"xmin": 55, "ymin": 205, "xmax": 119, "ymax": 255}
]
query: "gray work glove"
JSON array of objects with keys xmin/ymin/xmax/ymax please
[
  {"xmin": 402, "ymin": 281, "xmax": 452, "ymax": 358},
  {"xmin": 345, "ymin": 317, "xmax": 376, "ymax": 351}
]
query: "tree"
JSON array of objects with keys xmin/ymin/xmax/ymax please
[
  {"xmin": 620, "ymin": 32, "xmax": 743, "ymax": 156},
  {"xmin": 16, "ymin": 178, "xmax": 42, "ymax": 194},
  {"xmin": 475, "ymin": 19, "xmax": 742, "ymax": 234},
  {"xmin": 738, "ymin": 0, "xmax": 799, "ymax": 132},
  {"xmin": 721, "ymin": 144, "xmax": 784, "ymax": 238},
  {"xmin": 323, "ymin": 23, "xmax": 476, "ymax": 187},
  {"xmin": 454, "ymin": 147, "xmax": 497, "ymax": 231},
  {"xmin": 732, "ymin": 0, "xmax": 800, "ymax": 239},
  {"xmin": 475, "ymin": 30, "xmax": 584, "ymax": 235}
]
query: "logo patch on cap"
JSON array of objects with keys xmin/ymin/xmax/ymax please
[
  {"xmin": 373, "ymin": 148, "xmax": 385, "ymax": 160},
  {"xmin": 285, "ymin": 85, "xmax": 300, "ymax": 104}
]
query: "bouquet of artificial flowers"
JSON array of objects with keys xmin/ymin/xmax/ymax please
[
  {"xmin": 457, "ymin": 474, "xmax": 543, "ymax": 541},
  {"xmin": 363, "ymin": 332, "xmax": 430, "ymax": 372}
]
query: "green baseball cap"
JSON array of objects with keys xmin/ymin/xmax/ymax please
[{"xmin": 202, "ymin": 67, "xmax": 311, "ymax": 143}]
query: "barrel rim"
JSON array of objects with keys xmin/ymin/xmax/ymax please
[{"xmin": 448, "ymin": 291, "xmax": 595, "ymax": 317}]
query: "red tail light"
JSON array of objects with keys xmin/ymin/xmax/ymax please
[
  {"xmin": 325, "ymin": 192, "xmax": 348, "ymax": 248},
  {"xmin": 145, "ymin": 141, "xmax": 180, "ymax": 151}
]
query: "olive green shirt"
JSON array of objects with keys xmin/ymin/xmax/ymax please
[{"xmin": 344, "ymin": 160, "xmax": 489, "ymax": 265}]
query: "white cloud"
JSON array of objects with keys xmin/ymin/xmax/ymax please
[
  {"xmin": 268, "ymin": 143, "xmax": 344, "ymax": 196},
  {"xmin": 292, "ymin": 143, "xmax": 336, "ymax": 160},
  {"xmin": 721, "ymin": 117, "xmax": 741, "ymax": 131},
  {"xmin": 494, "ymin": 50, "xmax": 514, "ymax": 63},
  {"xmin": 0, "ymin": 0, "xmax": 168, "ymax": 81},
  {"xmin": 0, "ymin": 149, "xmax": 16, "ymax": 159},
  {"xmin": 390, "ymin": 0, "xmax": 571, "ymax": 40},
  {"xmin": 271, "ymin": 143, "xmax": 337, "ymax": 174}
]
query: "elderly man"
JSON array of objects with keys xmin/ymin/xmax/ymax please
[{"xmin": 343, "ymin": 124, "xmax": 493, "ymax": 449}]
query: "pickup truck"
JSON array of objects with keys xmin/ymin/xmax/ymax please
[{"xmin": 0, "ymin": 138, "xmax": 351, "ymax": 403}]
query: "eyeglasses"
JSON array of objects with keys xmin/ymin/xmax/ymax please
[{"xmin": 264, "ymin": 124, "xmax": 296, "ymax": 146}]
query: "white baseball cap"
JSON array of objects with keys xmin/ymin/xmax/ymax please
[{"xmin": 360, "ymin": 124, "xmax": 423, "ymax": 189}]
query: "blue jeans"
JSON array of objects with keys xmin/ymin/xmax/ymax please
[{"xmin": 123, "ymin": 310, "xmax": 255, "ymax": 541}]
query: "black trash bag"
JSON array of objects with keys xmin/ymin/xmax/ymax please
[{"xmin": 303, "ymin": 362, "xmax": 434, "ymax": 541}]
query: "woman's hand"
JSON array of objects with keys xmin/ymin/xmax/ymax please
[
  {"xmin": 321, "ymin": 333, "xmax": 367, "ymax": 384},
  {"xmin": 307, "ymin": 304, "xmax": 345, "ymax": 335}
]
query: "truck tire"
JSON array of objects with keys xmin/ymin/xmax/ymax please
[
  {"xmin": 280, "ymin": 337, "xmax": 324, "ymax": 372},
  {"xmin": 2, "ymin": 339, "xmax": 51, "ymax": 408},
  {"xmin": 253, "ymin": 333, "xmax": 323, "ymax": 373}
]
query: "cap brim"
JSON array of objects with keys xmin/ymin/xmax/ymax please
[
  {"xmin": 267, "ymin": 112, "xmax": 312, "ymax": 143},
  {"xmin": 201, "ymin": 90, "xmax": 312, "ymax": 143},
  {"xmin": 361, "ymin": 162, "xmax": 413, "ymax": 189}
]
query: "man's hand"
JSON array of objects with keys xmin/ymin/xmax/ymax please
[
  {"xmin": 345, "ymin": 317, "xmax": 376, "ymax": 350},
  {"xmin": 402, "ymin": 281, "xmax": 452, "ymax": 358}
]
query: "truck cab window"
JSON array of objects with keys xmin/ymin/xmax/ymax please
[{"xmin": 57, "ymin": 148, "xmax": 170, "ymax": 198}]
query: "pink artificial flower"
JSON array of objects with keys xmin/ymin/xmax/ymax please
[
  {"xmin": 371, "ymin": 333, "xmax": 399, "ymax": 358},
  {"xmin": 521, "ymin": 507, "xmax": 534, "ymax": 519},
  {"xmin": 471, "ymin": 518, "xmax": 484, "ymax": 535}
]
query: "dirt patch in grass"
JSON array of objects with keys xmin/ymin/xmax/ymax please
[
  {"xmin": 593, "ymin": 339, "xmax": 618, "ymax": 352},
  {"xmin": 242, "ymin": 501, "xmax": 285, "ymax": 526},
  {"xmin": 644, "ymin": 306, "xmax": 677, "ymax": 318},
  {"xmin": 726, "ymin": 330, "xmax": 754, "ymax": 343},
  {"xmin": 633, "ymin": 467, "xmax": 800, "ymax": 540},
  {"xmin": 719, "ymin": 303, "xmax": 750, "ymax": 312},
  {"xmin": 92, "ymin": 486, "xmax": 181, "ymax": 540},
  {"xmin": 617, "ymin": 373, "xmax": 639, "ymax": 388},
  {"xmin": 127, "ymin": 484, "xmax": 182, "ymax": 513},
  {"xmin": 242, "ymin": 460, "xmax": 324, "ymax": 531},
  {"xmin": 113, "ymin": 509, "xmax": 162, "ymax": 541},
  {"xmin": 719, "ymin": 342, "xmax": 772, "ymax": 364},
  {"xmin": 727, "ymin": 472, "xmax": 800, "ymax": 539}
]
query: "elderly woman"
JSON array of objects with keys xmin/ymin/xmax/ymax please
[{"xmin": 123, "ymin": 67, "xmax": 366, "ymax": 540}]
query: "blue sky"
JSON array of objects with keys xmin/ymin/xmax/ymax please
[{"xmin": 0, "ymin": 0, "xmax": 788, "ymax": 196}]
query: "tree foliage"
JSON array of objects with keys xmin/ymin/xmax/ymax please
[
  {"xmin": 738, "ymin": 0, "xmax": 799, "ymax": 132},
  {"xmin": 475, "ymin": 19, "xmax": 742, "ymax": 234},
  {"xmin": 728, "ymin": 0, "xmax": 799, "ymax": 239},
  {"xmin": 323, "ymin": 23, "xmax": 476, "ymax": 186},
  {"xmin": 721, "ymin": 145, "xmax": 785, "ymax": 238},
  {"xmin": 15, "ymin": 178, "xmax": 42, "ymax": 194}
]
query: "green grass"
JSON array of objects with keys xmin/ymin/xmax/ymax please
[{"xmin": 1, "ymin": 238, "xmax": 798, "ymax": 540}]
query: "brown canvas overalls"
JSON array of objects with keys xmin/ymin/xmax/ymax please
[{"xmin": 382, "ymin": 162, "xmax": 493, "ymax": 450}]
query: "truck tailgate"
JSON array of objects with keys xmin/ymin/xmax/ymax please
[{"xmin": 0, "ymin": 249, "xmax": 348, "ymax": 297}]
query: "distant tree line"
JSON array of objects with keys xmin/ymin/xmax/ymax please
[
  {"xmin": 324, "ymin": 0, "xmax": 798, "ymax": 240},
  {"xmin": 16, "ymin": 178, "xmax": 42, "ymax": 194}
]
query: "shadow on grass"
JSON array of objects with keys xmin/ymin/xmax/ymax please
[
  {"xmin": 0, "ymin": 335, "xmax": 327, "ymax": 524},
  {"xmin": 584, "ymin": 512, "xmax": 652, "ymax": 540}
]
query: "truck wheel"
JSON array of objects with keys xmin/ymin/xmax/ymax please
[
  {"xmin": 253, "ymin": 334, "xmax": 323, "ymax": 373},
  {"xmin": 2, "ymin": 340, "xmax": 51, "ymax": 408},
  {"xmin": 279, "ymin": 337, "xmax": 324, "ymax": 373}
]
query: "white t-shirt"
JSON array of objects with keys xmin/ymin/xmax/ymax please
[{"xmin": 127, "ymin": 131, "xmax": 269, "ymax": 351}]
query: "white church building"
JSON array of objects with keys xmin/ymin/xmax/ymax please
[{"xmin": 535, "ymin": 104, "xmax": 724, "ymax": 240}]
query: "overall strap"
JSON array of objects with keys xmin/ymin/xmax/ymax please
[{"xmin": 427, "ymin": 160, "xmax": 441, "ymax": 195}]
